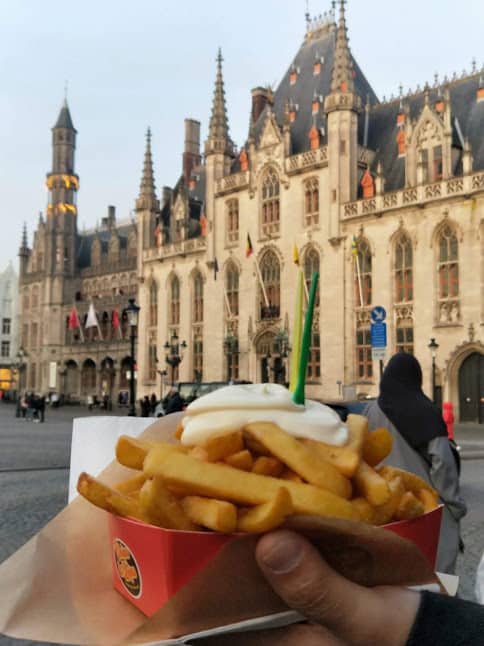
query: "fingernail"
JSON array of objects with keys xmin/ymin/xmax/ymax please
[{"xmin": 259, "ymin": 533, "xmax": 304, "ymax": 574}]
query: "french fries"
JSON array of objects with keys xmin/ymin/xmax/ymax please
[{"xmin": 77, "ymin": 412, "xmax": 437, "ymax": 535}]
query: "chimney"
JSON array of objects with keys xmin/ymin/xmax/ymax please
[
  {"xmin": 251, "ymin": 87, "xmax": 272, "ymax": 123},
  {"xmin": 108, "ymin": 205, "xmax": 116, "ymax": 226},
  {"xmin": 183, "ymin": 119, "xmax": 201, "ymax": 184}
]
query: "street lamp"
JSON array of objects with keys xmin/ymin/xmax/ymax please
[
  {"xmin": 124, "ymin": 298, "xmax": 140, "ymax": 416},
  {"xmin": 164, "ymin": 331, "xmax": 187, "ymax": 386},
  {"xmin": 224, "ymin": 334, "xmax": 238, "ymax": 382},
  {"xmin": 428, "ymin": 337, "xmax": 439, "ymax": 404},
  {"xmin": 14, "ymin": 347, "xmax": 27, "ymax": 417}
]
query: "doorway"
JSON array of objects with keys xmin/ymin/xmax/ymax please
[{"xmin": 458, "ymin": 352, "xmax": 484, "ymax": 423}]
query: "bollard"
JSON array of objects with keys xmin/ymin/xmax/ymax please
[{"xmin": 442, "ymin": 401, "xmax": 455, "ymax": 440}]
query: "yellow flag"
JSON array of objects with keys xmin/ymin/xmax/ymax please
[
  {"xmin": 293, "ymin": 242, "xmax": 300, "ymax": 265},
  {"xmin": 289, "ymin": 270, "xmax": 304, "ymax": 392}
]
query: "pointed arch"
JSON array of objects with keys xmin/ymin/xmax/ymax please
[
  {"xmin": 259, "ymin": 248, "xmax": 280, "ymax": 320},
  {"xmin": 355, "ymin": 236, "xmax": 372, "ymax": 307},
  {"xmin": 260, "ymin": 166, "xmax": 280, "ymax": 237},
  {"xmin": 393, "ymin": 231, "xmax": 413, "ymax": 303},
  {"xmin": 168, "ymin": 274, "xmax": 180, "ymax": 326},
  {"xmin": 435, "ymin": 221, "xmax": 460, "ymax": 324},
  {"xmin": 303, "ymin": 176, "xmax": 319, "ymax": 226},
  {"xmin": 225, "ymin": 260, "xmax": 239, "ymax": 318},
  {"xmin": 149, "ymin": 279, "xmax": 158, "ymax": 327}
]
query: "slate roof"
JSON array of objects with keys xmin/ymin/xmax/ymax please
[
  {"xmin": 54, "ymin": 100, "xmax": 76, "ymax": 131},
  {"xmin": 368, "ymin": 74, "xmax": 484, "ymax": 191},
  {"xmin": 76, "ymin": 222, "xmax": 134, "ymax": 269},
  {"xmin": 252, "ymin": 22, "xmax": 378, "ymax": 155}
]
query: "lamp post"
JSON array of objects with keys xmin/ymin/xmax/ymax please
[
  {"xmin": 124, "ymin": 298, "xmax": 140, "ymax": 416},
  {"xmin": 428, "ymin": 337, "xmax": 439, "ymax": 404},
  {"xmin": 164, "ymin": 331, "xmax": 187, "ymax": 386},
  {"xmin": 14, "ymin": 347, "xmax": 27, "ymax": 416},
  {"xmin": 224, "ymin": 334, "xmax": 238, "ymax": 382}
]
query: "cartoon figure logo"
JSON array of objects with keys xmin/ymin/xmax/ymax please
[{"xmin": 113, "ymin": 538, "xmax": 142, "ymax": 598}]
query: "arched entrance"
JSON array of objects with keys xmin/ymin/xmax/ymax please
[
  {"xmin": 255, "ymin": 331, "xmax": 287, "ymax": 385},
  {"xmin": 81, "ymin": 359, "xmax": 96, "ymax": 398},
  {"xmin": 65, "ymin": 360, "xmax": 79, "ymax": 401},
  {"xmin": 100, "ymin": 357, "xmax": 115, "ymax": 403},
  {"xmin": 459, "ymin": 352, "xmax": 484, "ymax": 423}
]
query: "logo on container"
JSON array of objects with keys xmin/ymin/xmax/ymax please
[{"xmin": 113, "ymin": 538, "xmax": 142, "ymax": 598}]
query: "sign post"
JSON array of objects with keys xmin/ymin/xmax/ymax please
[{"xmin": 370, "ymin": 307, "xmax": 387, "ymax": 379}]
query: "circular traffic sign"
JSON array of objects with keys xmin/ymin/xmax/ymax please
[{"xmin": 371, "ymin": 306, "xmax": 386, "ymax": 323}]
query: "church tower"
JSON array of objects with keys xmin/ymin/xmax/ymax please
[
  {"xmin": 45, "ymin": 99, "xmax": 79, "ymax": 276},
  {"xmin": 324, "ymin": 1, "xmax": 362, "ymax": 240},
  {"xmin": 135, "ymin": 128, "xmax": 160, "ymax": 274}
]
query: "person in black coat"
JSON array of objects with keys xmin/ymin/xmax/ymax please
[{"xmin": 164, "ymin": 388, "xmax": 184, "ymax": 415}]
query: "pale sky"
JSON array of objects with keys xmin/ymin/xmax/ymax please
[{"xmin": 1, "ymin": 0, "xmax": 483, "ymax": 272}]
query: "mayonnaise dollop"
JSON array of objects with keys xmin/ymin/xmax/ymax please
[{"xmin": 181, "ymin": 383, "xmax": 348, "ymax": 446}]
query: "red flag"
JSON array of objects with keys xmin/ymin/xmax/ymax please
[
  {"xmin": 68, "ymin": 306, "xmax": 80, "ymax": 330},
  {"xmin": 112, "ymin": 308, "xmax": 120, "ymax": 329}
]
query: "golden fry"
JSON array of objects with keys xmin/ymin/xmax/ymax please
[
  {"xmin": 116, "ymin": 435, "xmax": 155, "ymax": 470},
  {"xmin": 378, "ymin": 465, "xmax": 438, "ymax": 497},
  {"xmin": 190, "ymin": 446, "xmax": 209, "ymax": 462},
  {"xmin": 237, "ymin": 488, "xmax": 293, "ymax": 533},
  {"xmin": 394, "ymin": 491, "xmax": 425, "ymax": 521},
  {"xmin": 224, "ymin": 449, "xmax": 254, "ymax": 471},
  {"xmin": 181, "ymin": 496, "xmax": 237, "ymax": 533},
  {"xmin": 243, "ymin": 433, "xmax": 272, "ymax": 456},
  {"xmin": 418, "ymin": 488, "xmax": 440, "ymax": 513},
  {"xmin": 113, "ymin": 472, "xmax": 147, "ymax": 494},
  {"xmin": 345, "ymin": 414, "xmax": 368, "ymax": 455},
  {"xmin": 280, "ymin": 467, "xmax": 303, "ymax": 483},
  {"xmin": 372, "ymin": 476, "xmax": 405, "ymax": 526},
  {"xmin": 77, "ymin": 472, "xmax": 146, "ymax": 521},
  {"xmin": 143, "ymin": 447, "xmax": 356, "ymax": 520},
  {"xmin": 252, "ymin": 456, "xmax": 285, "ymax": 477},
  {"xmin": 202, "ymin": 431, "xmax": 244, "ymax": 462},
  {"xmin": 244, "ymin": 422, "xmax": 352, "ymax": 499},
  {"xmin": 139, "ymin": 477, "xmax": 197, "ymax": 531},
  {"xmin": 302, "ymin": 439, "xmax": 360, "ymax": 478},
  {"xmin": 175, "ymin": 422, "xmax": 184, "ymax": 440},
  {"xmin": 351, "ymin": 497, "xmax": 375, "ymax": 524},
  {"xmin": 362, "ymin": 428, "xmax": 393, "ymax": 467},
  {"xmin": 354, "ymin": 460, "xmax": 391, "ymax": 506}
]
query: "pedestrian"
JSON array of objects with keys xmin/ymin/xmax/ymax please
[
  {"xmin": 139, "ymin": 396, "xmax": 151, "ymax": 417},
  {"xmin": 20, "ymin": 393, "xmax": 28, "ymax": 419},
  {"xmin": 87, "ymin": 394, "xmax": 93, "ymax": 411},
  {"xmin": 38, "ymin": 395, "xmax": 46, "ymax": 423},
  {"xmin": 363, "ymin": 352, "xmax": 466, "ymax": 574},
  {"xmin": 150, "ymin": 392, "xmax": 157, "ymax": 415},
  {"xmin": 164, "ymin": 387, "xmax": 184, "ymax": 415}
]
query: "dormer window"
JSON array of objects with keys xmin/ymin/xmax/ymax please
[
  {"xmin": 435, "ymin": 100, "xmax": 444, "ymax": 114},
  {"xmin": 289, "ymin": 64, "xmax": 299, "ymax": 85},
  {"xmin": 313, "ymin": 61, "xmax": 321, "ymax": 75}
]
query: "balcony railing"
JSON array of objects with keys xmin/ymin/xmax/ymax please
[{"xmin": 342, "ymin": 171, "xmax": 484, "ymax": 220}]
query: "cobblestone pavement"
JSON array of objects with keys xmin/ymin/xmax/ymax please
[{"xmin": 0, "ymin": 405, "xmax": 483, "ymax": 644}]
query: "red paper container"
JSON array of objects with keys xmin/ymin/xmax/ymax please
[{"xmin": 108, "ymin": 505, "xmax": 443, "ymax": 617}]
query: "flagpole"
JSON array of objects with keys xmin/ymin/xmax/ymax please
[
  {"xmin": 223, "ymin": 286, "xmax": 233, "ymax": 319},
  {"xmin": 76, "ymin": 305, "xmax": 84, "ymax": 342},
  {"xmin": 253, "ymin": 257, "xmax": 270, "ymax": 308},
  {"xmin": 355, "ymin": 254, "xmax": 364, "ymax": 307}
]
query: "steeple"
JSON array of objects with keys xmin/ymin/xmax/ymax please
[
  {"xmin": 136, "ymin": 128, "xmax": 159, "ymax": 212},
  {"xmin": 330, "ymin": 1, "xmax": 354, "ymax": 94},
  {"xmin": 46, "ymin": 98, "xmax": 79, "ymax": 218},
  {"xmin": 205, "ymin": 49, "xmax": 234, "ymax": 157},
  {"xmin": 19, "ymin": 222, "xmax": 30, "ymax": 276},
  {"xmin": 21, "ymin": 222, "xmax": 28, "ymax": 250}
]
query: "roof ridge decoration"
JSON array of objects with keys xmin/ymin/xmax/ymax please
[
  {"xmin": 206, "ymin": 48, "xmax": 234, "ymax": 157},
  {"xmin": 136, "ymin": 128, "xmax": 159, "ymax": 212},
  {"xmin": 305, "ymin": 2, "xmax": 336, "ymax": 40}
]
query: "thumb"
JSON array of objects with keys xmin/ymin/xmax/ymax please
[{"xmin": 256, "ymin": 530, "xmax": 418, "ymax": 646}]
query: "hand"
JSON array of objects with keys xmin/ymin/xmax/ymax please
[{"xmin": 196, "ymin": 530, "xmax": 421, "ymax": 646}]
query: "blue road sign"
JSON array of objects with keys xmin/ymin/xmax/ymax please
[
  {"xmin": 371, "ymin": 322, "xmax": 387, "ymax": 348},
  {"xmin": 371, "ymin": 306, "xmax": 386, "ymax": 323}
]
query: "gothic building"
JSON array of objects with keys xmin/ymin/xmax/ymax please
[
  {"xmin": 136, "ymin": 2, "xmax": 484, "ymax": 422},
  {"xmin": 18, "ymin": 101, "xmax": 137, "ymax": 402}
]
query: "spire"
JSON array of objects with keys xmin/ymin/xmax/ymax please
[
  {"xmin": 54, "ymin": 98, "xmax": 75, "ymax": 130},
  {"xmin": 330, "ymin": 0, "xmax": 354, "ymax": 94},
  {"xmin": 136, "ymin": 128, "xmax": 159, "ymax": 211},
  {"xmin": 21, "ymin": 222, "xmax": 28, "ymax": 249},
  {"xmin": 205, "ymin": 48, "xmax": 233, "ymax": 156}
]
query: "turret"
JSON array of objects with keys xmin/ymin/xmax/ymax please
[
  {"xmin": 324, "ymin": 0, "xmax": 362, "ymax": 239},
  {"xmin": 135, "ymin": 128, "xmax": 160, "ymax": 259},
  {"xmin": 18, "ymin": 223, "xmax": 30, "ymax": 278}
]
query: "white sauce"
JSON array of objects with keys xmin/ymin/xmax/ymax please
[{"xmin": 181, "ymin": 383, "xmax": 348, "ymax": 446}]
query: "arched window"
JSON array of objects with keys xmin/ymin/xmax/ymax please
[
  {"xmin": 149, "ymin": 281, "xmax": 158, "ymax": 327},
  {"xmin": 260, "ymin": 250, "xmax": 280, "ymax": 320},
  {"xmin": 148, "ymin": 331, "xmax": 157, "ymax": 382},
  {"xmin": 438, "ymin": 225, "xmax": 459, "ymax": 299},
  {"xmin": 193, "ymin": 272, "xmax": 204, "ymax": 324},
  {"xmin": 226, "ymin": 199, "xmax": 239, "ymax": 243},
  {"xmin": 169, "ymin": 276, "xmax": 180, "ymax": 326},
  {"xmin": 355, "ymin": 238, "xmax": 372, "ymax": 306},
  {"xmin": 394, "ymin": 234, "xmax": 413, "ymax": 303},
  {"xmin": 261, "ymin": 169, "xmax": 280, "ymax": 236},
  {"xmin": 304, "ymin": 177, "xmax": 319, "ymax": 226},
  {"xmin": 304, "ymin": 247, "xmax": 320, "ymax": 308},
  {"xmin": 225, "ymin": 263, "xmax": 239, "ymax": 318}
]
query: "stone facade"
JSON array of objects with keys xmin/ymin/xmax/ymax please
[
  {"xmin": 19, "ymin": 102, "xmax": 137, "ymax": 404},
  {"xmin": 0, "ymin": 262, "xmax": 19, "ymax": 394},
  {"xmin": 136, "ymin": 4, "xmax": 484, "ymax": 422}
]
